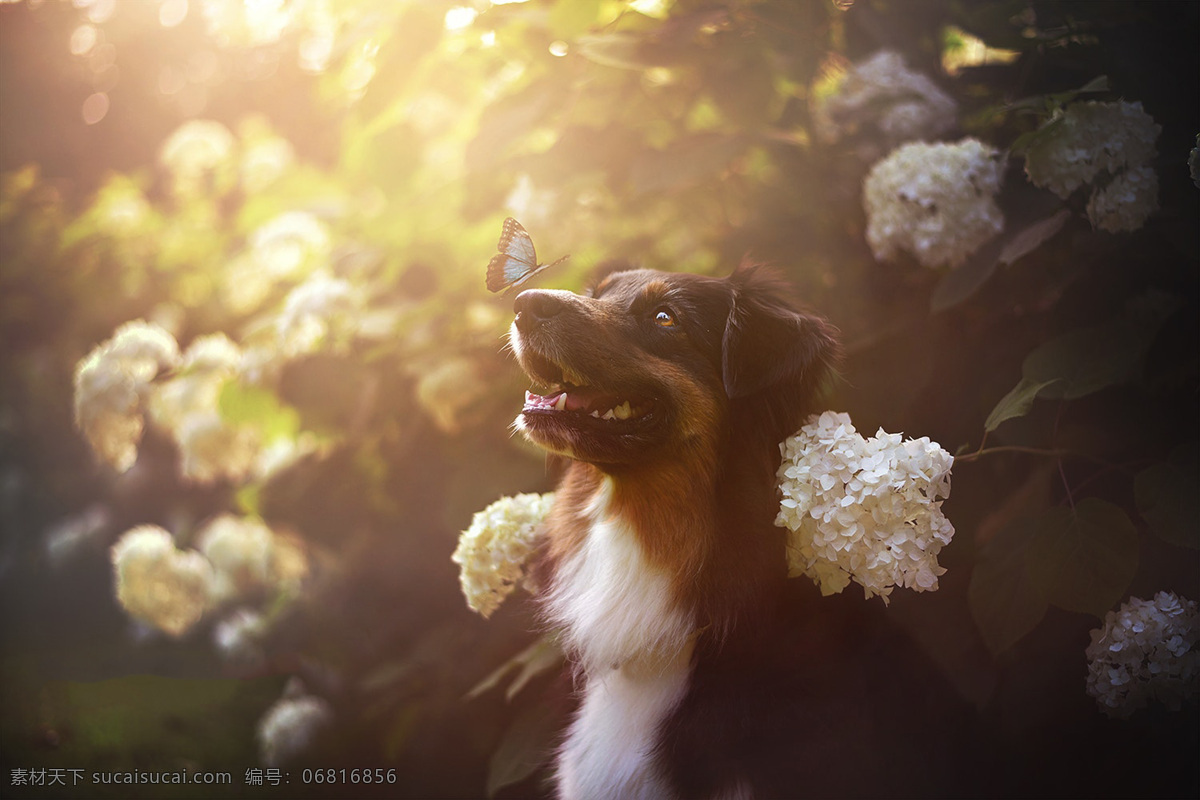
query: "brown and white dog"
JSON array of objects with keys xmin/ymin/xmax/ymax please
[{"xmin": 508, "ymin": 263, "xmax": 969, "ymax": 799}]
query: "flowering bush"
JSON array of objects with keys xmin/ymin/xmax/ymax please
[
  {"xmin": 1023, "ymin": 100, "xmax": 1161, "ymax": 232},
  {"xmin": 453, "ymin": 493, "xmax": 554, "ymax": 618},
  {"xmin": 775, "ymin": 411, "xmax": 955, "ymax": 602},
  {"xmin": 1086, "ymin": 592, "xmax": 1200, "ymax": 718},
  {"xmin": 862, "ymin": 138, "xmax": 1005, "ymax": 269},
  {"xmin": 813, "ymin": 50, "xmax": 957, "ymax": 148}
]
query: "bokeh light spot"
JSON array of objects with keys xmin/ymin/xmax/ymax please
[
  {"xmin": 81, "ymin": 92, "xmax": 110, "ymax": 125},
  {"xmin": 444, "ymin": 7, "xmax": 478, "ymax": 31},
  {"xmin": 160, "ymin": 0, "xmax": 189, "ymax": 28},
  {"xmin": 69, "ymin": 24, "xmax": 99, "ymax": 57}
]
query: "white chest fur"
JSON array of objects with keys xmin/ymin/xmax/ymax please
[
  {"xmin": 545, "ymin": 478, "xmax": 697, "ymax": 800},
  {"xmin": 558, "ymin": 646, "xmax": 693, "ymax": 800}
]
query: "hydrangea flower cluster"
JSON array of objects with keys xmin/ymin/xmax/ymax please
[
  {"xmin": 158, "ymin": 119, "xmax": 236, "ymax": 195},
  {"xmin": 224, "ymin": 211, "xmax": 332, "ymax": 314},
  {"xmin": 1085, "ymin": 591, "xmax": 1199, "ymax": 718},
  {"xmin": 863, "ymin": 138, "xmax": 1005, "ymax": 269},
  {"xmin": 110, "ymin": 525, "xmax": 213, "ymax": 637},
  {"xmin": 1023, "ymin": 101, "xmax": 1161, "ymax": 232},
  {"xmin": 110, "ymin": 517, "xmax": 308, "ymax": 638},
  {"xmin": 453, "ymin": 493, "xmax": 554, "ymax": 618},
  {"xmin": 814, "ymin": 50, "xmax": 957, "ymax": 148},
  {"xmin": 275, "ymin": 273, "xmax": 363, "ymax": 357},
  {"xmin": 257, "ymin": 680, "xmax": 334, "ymax": 766},
  {"xmin": 75, "ymin": 322, "xmax": 317, "ymax": 483},
  {"xmin": 74, "ymin": 320, "xmax": 180, "ymax": 472},
  {"xmin": 775, "ymin": 411, "xmax": 955, "ymax": 602},
  {"xmin": 198, "ymin": 514, "xmax": 282, "ymax": 602}
]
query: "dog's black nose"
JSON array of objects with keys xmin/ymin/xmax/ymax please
[{"xmin": 514, "ymin": 290, "xmax": 567, "ymax": 332}]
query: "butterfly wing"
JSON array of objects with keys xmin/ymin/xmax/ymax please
[{"xmin": 486, "ymin": 218, "xmax": 539, "ymax": 292}]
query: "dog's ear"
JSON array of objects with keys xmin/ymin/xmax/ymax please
[{"xmin": 721, "ymin": 262, "xmax": 837, "ymax": 402}]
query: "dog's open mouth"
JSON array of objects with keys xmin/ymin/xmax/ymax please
[
  {"xmin": 523, "ymin": 386, "xmax": 653, "ymax": 423},
  {"xmin": 517, "ymin": 346, "xmax": 656, "ymax": 429}
]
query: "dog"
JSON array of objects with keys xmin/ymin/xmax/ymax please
[{"xmin": 507, "ymin": 262, "xmax": 973, "ymax": 800}]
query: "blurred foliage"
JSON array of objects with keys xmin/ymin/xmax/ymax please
[{"xmin": 1, "ymin": 0, "xmax": 1198, "ymax": 798}]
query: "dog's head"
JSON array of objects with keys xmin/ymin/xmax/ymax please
[{"xmin": 508, "ymin": 263, "xmax": 837, "ymax": 470}]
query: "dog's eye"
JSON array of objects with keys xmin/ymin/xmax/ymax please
[{"xmin": 653, "ymin": 308, "xmax": 676, "ymax": 327}]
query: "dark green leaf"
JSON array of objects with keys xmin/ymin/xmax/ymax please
[
  {"xmin": 486, "ymin": 701, "xmax": 559, "ymax": 798},
  {"xmin": 998, "ymin": 208, "xmax": 1071, "ymax": 266},
  {"xmin": 1022, "ymin": 291, "xmax": 1180, "ymax": 400},
  {"xmin": 467, "ymin": 635, "xmax": 563, "ymax": 702},
  {"xmin": 1135, "ymin": 448, "xmax": 1200, "ymax": 550},
  {"xmin": 930, "ymin": 232, "xmax": 1006, "ymax": 312},
  {"xmin": 1025, "ymin": 499, "xmax": 1139, "ymax": 618},
  {"xmin": 969, "ymin": 517, "xmax": 1050, "ymax": 655},
  {"xmin": 983, "ymin": 376, "xmax": 1059, "ymax": 432}
]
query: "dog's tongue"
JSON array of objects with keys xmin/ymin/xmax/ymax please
[{"xmin": 524, "ymin": 386, "xmax": 617, "ymax": 414}]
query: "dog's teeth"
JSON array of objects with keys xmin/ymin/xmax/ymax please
[
  {"xmin": 601, "ymin": 409, "xmax": 616, "ymax": 421},
  {"xmin": 614, "ymin": 401, "xmax": 631, "ymax": 420},
  {"xmin": 590, "ymin": 410, "xmax": 601, "ymax": 418},
  {"xmin": 554, "ymin": 393, "xmax": 568, "ymax": 411}
]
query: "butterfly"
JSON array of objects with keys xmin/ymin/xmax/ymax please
[{"xmin": 486, "ymin": 217, "xmax": 570, "ymax": 294}]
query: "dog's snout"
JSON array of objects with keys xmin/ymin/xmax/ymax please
[{"xmin": 514, "ymin": 289, "xmax": 569, "ymax": 332}]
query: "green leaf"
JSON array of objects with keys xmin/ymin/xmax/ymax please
[
  {"xmin": 968, "ymin": 517, "xmax": 1050, "ymax": 655},
  {"xmin": 235, "ymin": 484, "xmax": 261, "ymax": 517},
  {"xmin": 1021, "ymin": 291, "xmax": 1180, "ymax": 400},
  {"xmin": 997, "ymin": 208, "xmax": 1071, "ymax": 266},
  {"xmin": 929, "ymin": 233, "xmax": 1006, "ymax": 312},
  {"xmin": 486, "ymin": 701, "xmax": 559, "ymax": 798},
  {"xmin": 1025, "ymin": 499, "xmax": 1139, "ymax": 618},
  {"xmin": 218, "ymin": 380, "xmax": 300, "ymax": 441},
  {"xmin": 1134, "ymin": 448, "xmax": 1200, "ymax": 550},
  {"xmin": 467, "ymin": 635, "xmax": 563, "ymax": 702},
  {"xmin": 983, "ymin": 376, "xmax": 1059, "ymax": 432}
]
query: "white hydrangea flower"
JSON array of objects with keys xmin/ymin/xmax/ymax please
[
  {"xmin": 150, "ymin": 333, "xmax": 241, "ymax": 430},
  {"xmin": 257, "ymin": 688, "xmax": 333, "ymax": 766},
  {"xmin": 453, "ymin": 493, "xmax": 554, "ymax": 618},
  {"xmin": 197, "ymin": 515, "xmax": 277, "ymax": 602},
  {"xmin": 213, "ymin": 608, "xmax": 268, "ymax": 666},
  {"xmin": 175, "ymin": 411, "xmax": 261, "ymax": 484},
  {"xmin": 250, "ymin": 211, "xmax": 332, "ymax": 278},
  {"xmin": 74, "ymin": 321, "xmax": 180, "ymax": 472},
  {"xmin": 1086, "ymin": 592, "xmax": 1200, "ymax": 718},
  {"xmin": 814, "ymin": 50, "xmax": 957, "ymax": 147},
  {"xmin": 276, "ymin": 273, "xmax": 361, "ymax": 356},
  {"xmin": 775, "ymin": 411, "xmax": 955, "ymax": 602},
  {"xmin": 863, "ymin": 138, "xmax": 1005, "ymax": 269},
  {"xmin": 1085, "ymin": 165, "xmax": 1159, "ymax": 233},
  {"xmin": 111, "ymin": 525, "xmax": 213, "ymax": 637},
  {"xmin": 1024, "ymin": 101, "xmax": 1160, "ymax": 198},
  {"xmin": 143, "ymin": 333, "xmax": 270, "ymax": 485},
  {"xmin": 159, "ymin": 119, "xmax": 236, "ymax": 191},
  {"xmin": 240, "ymin": 136, "xmax": 295, "ymax": 193}
]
